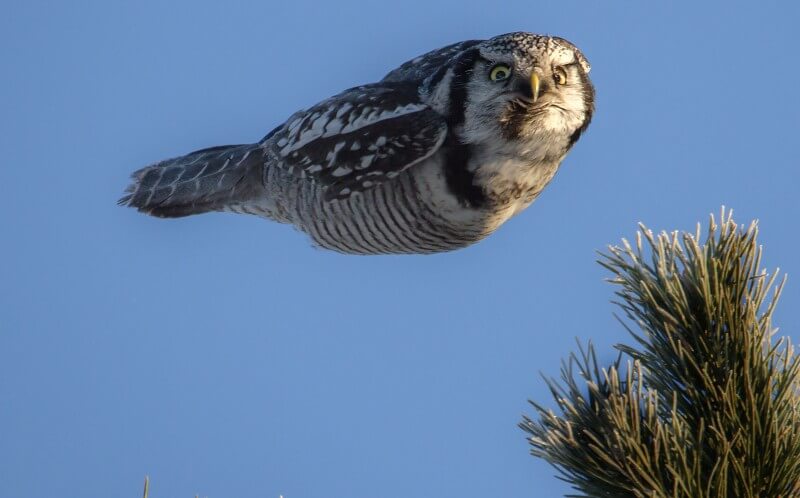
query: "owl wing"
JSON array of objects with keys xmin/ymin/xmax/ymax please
[
  {"xmin": 265, "ymin": 82, "xmax": 447, "ymax": 200},
  {"xmin": 381, "ymin": 40, "xmax": 482, "ymax": 83}
]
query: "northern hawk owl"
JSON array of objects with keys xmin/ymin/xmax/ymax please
[{"xmin": 119, "ymin": 32, "xmax": 595, "ymax": 254}]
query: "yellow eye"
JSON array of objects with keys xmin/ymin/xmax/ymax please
[
  {"xmin": 489, "ymin": 64, "xmax": 511, "ymax": 82},
  {"xmin": 553, "ymin": 66, "xmax": 568, "ymax": 85}
]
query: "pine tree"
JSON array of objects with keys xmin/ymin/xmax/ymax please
[{"xmin": 521, "ymin": 209, "xmax": 800, "ymax": 497}]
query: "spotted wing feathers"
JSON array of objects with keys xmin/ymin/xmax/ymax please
[
  {"xmin": 266, "ymin": 83, "xmax": 447, "ymax": 200},
  {"xmin": 381, "ymin": 40, "xmax": 482, "ymax": 83}
]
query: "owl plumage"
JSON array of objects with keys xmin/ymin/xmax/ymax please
[{"xmin": 119, "ymin": 32, "xmax": 595, "ymax": 254}]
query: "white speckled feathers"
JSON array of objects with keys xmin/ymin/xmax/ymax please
[{"xmin": 265, "ymin": 83, "xmax": 447, "ymax": 200}]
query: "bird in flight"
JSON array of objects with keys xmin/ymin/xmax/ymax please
[{"xmin": 120, "ymin": 32, "xmax": 594, "ymax": 255}]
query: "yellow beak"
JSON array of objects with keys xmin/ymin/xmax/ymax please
[{"xmin": 531, "ymin": 72, "xmax": 540, "ymax": 103}]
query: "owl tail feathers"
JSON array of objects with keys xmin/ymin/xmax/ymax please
[{"xmin": 118, "ymin": 144, "xmax": 266, "ymax": 218}]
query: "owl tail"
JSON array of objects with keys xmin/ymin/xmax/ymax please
[{"xmin": 118, "ymin": 144, "xmax": 266, "ymax": 218}]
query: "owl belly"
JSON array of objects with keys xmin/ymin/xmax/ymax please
[{"xmin": 282, "ymin": 158, "xmax": 497, "ymax": 255}]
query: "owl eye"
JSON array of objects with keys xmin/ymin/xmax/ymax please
[
  {"xmin": 489, "ymin": 64, "xmax": 511, "ymax": 82},
  {"xmin": 553, "ymin": 66, "xmax": 568, "ymax": 85}
]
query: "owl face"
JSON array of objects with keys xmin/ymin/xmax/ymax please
[{"xmin": 461, "ymin": 33, "xmax": 595, "ymax": 145}]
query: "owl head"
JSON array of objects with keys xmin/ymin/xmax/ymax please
[{"xmin": 429, "ymin": 32, "xmax": 595, "ymax": 150}]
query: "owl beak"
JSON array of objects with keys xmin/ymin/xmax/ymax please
[{"xmin": 530, "ymin": 73, "xmax": 541, "ymax": 103}]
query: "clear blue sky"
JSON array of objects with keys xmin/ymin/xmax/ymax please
[{"xmin": 1, "ymin": 1, "xmax": 798, "ymax": 497}]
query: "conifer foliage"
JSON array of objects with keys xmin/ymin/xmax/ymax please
[{"xmin": 522, "ymin": 210, "xmax": 800, "ymax": 497}]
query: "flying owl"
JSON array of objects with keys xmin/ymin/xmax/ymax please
[{"xmin": 119, "ymin": 32, "xmax": 595, "ymax": 254}]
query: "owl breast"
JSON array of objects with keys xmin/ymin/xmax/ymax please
[{"xmin": 470, "ymin": 133, "xmax": 567, "ymax": 220}]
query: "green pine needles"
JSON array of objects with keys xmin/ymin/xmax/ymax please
[{"xmin": 521, "ymin": 209, "xmax": 800, "ymax": 497}]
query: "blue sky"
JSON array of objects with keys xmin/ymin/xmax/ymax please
[{"xmin": 1, "ymin": 1, "xmax": 798, "ymax": 497}]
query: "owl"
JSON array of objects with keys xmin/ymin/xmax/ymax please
[{"xmin": 119, "ymin": 32, "xmax": 594, "ymax": 254}]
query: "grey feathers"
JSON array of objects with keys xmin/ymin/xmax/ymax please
[
  {"xmin": 119, "ymin": 144, "xmax": 264, "ymax": 218},
  {"xmin": 381, "ymin": 40, "xmax": 482, "ymax": 83}
]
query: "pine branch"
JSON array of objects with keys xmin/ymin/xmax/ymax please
[{"xmin": 521, "ymin": 208, "xmax": 800, "ymax": 497}]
